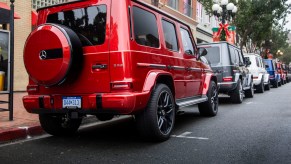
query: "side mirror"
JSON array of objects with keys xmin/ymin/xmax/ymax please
[
  {"xmin": 185, "ymin": 50, "xmax": 193, "ymax": 55},
  {"xmin": 199, "ymin": 48, "xmax": 208, "ymax": 57},
  {"xmin": 244, "ymin": 58, "xmax": 251, "ymax": 66}
]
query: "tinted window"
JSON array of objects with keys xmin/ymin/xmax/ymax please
[
  {"xmin": 162, "ymin": 20, "xmax": 178, "ymax": 51},
  {"xmin": 133, "ymin": 7, "xmax": 159, "ymax": 48},
  {"xmin": 236, "ymin": 50, "xmax": 244, "ymax": 65},
  {"xmin": 203, "ymin": 47, "xmax": 220, "ymax": 65},
  {"xmin": 255, "ymin": 57, "xmax": 260, "ymax": 67},
  {"xmin": 229, "ymin": 47, "xmax": 239, "ymax": 65},
  {"xmin": 180, "ymin": 28, "xmax": 194, "ymax": 55},
  {"xmin": 47, "ymin": 5, "xmax": 107, "ymax": 47}
]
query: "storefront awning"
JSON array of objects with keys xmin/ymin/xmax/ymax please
[{"xmin": 0, "ymin": 2, "xmax": 20, "ymax": 24}]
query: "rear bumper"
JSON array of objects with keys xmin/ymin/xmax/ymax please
[
  {"xmin": 218, "ymin": 82, "xmax": 237, "ymax": 93},
  {"xmin": 253, "ymin": 78, "xmax": 261, "ymax": 85},
  {"xmin": 23, "ymin": 92, "xmax": 150, "ymax": 115}
]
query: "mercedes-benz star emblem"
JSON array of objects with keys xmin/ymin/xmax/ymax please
[{"xmin": 39, "ymin": 50, "xmax": 47, "ymax": 60}]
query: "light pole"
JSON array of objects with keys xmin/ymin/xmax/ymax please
[{"xmin": 212, "ymin": 0, "xmax": 237, "ymax": 25}]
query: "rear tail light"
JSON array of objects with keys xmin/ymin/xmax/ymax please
[
  {"xmin": 111, "ymin": 82, "xmax": 133, "ymax": 90},
  {"xmin": 223, "ymin": 76, "xmax": 233, "ymax": 82},
  {"xmin": 269, "ymin": 75, "xmax": 275, "ymax": 79},
  {"xmin": 253, "ymin": 76, "xmax": 258, "ymax": 79}
]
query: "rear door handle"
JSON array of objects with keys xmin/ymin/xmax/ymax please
[{"xmin": 92, "ymin": 64, "xmax": 107, "ymax": 69}]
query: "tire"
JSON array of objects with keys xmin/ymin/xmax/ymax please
[
  {"xmin": 265, "ymin": 80, "xmax": 270, "ymax": 91},
  {"xmin": 245, "ymin": 80, "xmax": 254, "ymax": 98},
  {"xmin": 135, "ymin": 84, "xmax": 175, "ymax": 141},
  {"xmin": 256, "ymin": 79, "xmax": 264, "ymax": 93},
  {"xmin": 198, "ymin": 81, "xmax": 218, "ymax": 117},
  {"xmin": 230, "ymin": 79, "xmax": 243, "ymax": 104},
  {"xmin": 273, "ymin": 80, "xmax": 278, "ymax": 88},
  {"xmin": 279, "ymin": 80, "xmax": 282, "ymax": 86},
  {"xmin": 39, "ymin": 114, "xmax": 82, "ymax": 136}
]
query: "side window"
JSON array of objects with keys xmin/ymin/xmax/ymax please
[
  {"xmin": 255, "ymin": 57, "xmax": 260, "ymax": 67},
  {"xmin": 260, "ymin": 58, "xmax": 264, "ymax": 68},
  {"xmin": 180, "ymin": 27, "xmax": 194, "ymax": 55},
  {"xmin": 162, "ymin": 20, "xmax": 179, "ymax": 51},
  {"xmin": 229, "ymin": 47, "xmax": 238, "ymax": 65},
  {"xmin": 133, "ymin": 7, "xmax": 159, "ymax": 48},
  {"xmin": 237, "ymin": 50, "xmax": 244, "ymax": 65},
  {"xmin": 47, "ymin": 5, "xmax": 107, "ymax": 47}
]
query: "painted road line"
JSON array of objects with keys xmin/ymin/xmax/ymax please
[
  {"xmin": 246, "ymin": 102, "xmax": 253, "ymax": 105},
  {"xmin": 172, "ymin": 132, "xmax": 209, "ymax": 140}
]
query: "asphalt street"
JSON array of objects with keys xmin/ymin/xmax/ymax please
[{"xmin": 1, "ymin": 83, "xmax": 291, "ymax": 164}]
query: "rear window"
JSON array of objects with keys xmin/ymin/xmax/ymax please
[
  {"xmin": 47, "ymin": 5, "xmax": 107, "ymax": 47},
  {"xmin": 202, "ymin": 47, "xmax": 220, "ymax": 66}
]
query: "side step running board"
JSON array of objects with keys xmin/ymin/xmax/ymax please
[{"xmin": 176, "ymin": 97, "xmax": 208, "ymax": 108}]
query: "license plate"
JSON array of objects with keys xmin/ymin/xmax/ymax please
[{"xmin": 62, "ymin": 96, "xmax": 81, "ymax": 109}]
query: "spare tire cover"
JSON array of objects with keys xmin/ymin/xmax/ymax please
[{"xmin": 24, "ymin": 24, "xmax": 82, "ymax": 86}]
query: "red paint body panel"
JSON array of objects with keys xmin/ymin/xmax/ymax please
[{"xmin": 23, "ymin": 0, "xmax": 215, "ymax": 115}]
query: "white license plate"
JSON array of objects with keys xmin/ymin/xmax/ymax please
[{"xmin": 62, "ymin": 96, "xmax": 81, "ymax": 109}]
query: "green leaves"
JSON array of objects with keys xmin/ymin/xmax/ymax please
[{"xmin": 199, "ymin": 0, "xmax": 290, "ymax": 51}]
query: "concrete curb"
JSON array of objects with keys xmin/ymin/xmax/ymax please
[
  {"xmin": 0, "ymin": 125, "xmax": 44, "ymax": 143},
  {"xmin": 0, "ymin": 115, "xmax": 98, "ymax": 143}
]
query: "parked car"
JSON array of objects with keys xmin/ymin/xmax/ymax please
[
  {"xmin": 282, "ymin": 64, "xmax": 289, "ymax": 83},
  {"xmin": 244, "ymin": 53, "xmax": 270, "ymax": 92},
  {"xmin": 276, "ymin": 62, "xmax": 286, "ymax": 85},
  {"xmin": 198, "ymin": 42, "xmax": 254, "ymax": 104},
  {"xmin": 263, "ymin": 59, "xmax": 281, "ymax": 88},
  {"xmin": 22, "ymin": 0, "xmax": 218, "ymax": 141}
]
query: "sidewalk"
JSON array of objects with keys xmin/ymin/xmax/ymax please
[{"xmin": 0, "ymin": 92, "xmax": 43, "ymax": 143}]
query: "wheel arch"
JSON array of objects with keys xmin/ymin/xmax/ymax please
[
  {"xmin": 142, "ymin": 71, "xmax": 175, "ymax": 97},
  {"xmin": 202, "ymin": 73, "xmax": 217, "ymax": 95}
]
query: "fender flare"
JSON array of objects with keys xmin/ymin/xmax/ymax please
[
  {"xmin": 246, "ymin": 73, "xmax": 253, "ymax": 86},
  {"xmin": 258, "ymin": 73, "xmax": 264, "ymax": 82},
  {"xmin": 264, "ymin": 73, "xmax": 270, "ymax": 83},
  {"xmin": 142, "ymin": 70, "xmax": 175, "ymax": 93},
  {"xmin": 202, "ymin": 73, "xmax": 217, "ymax": 95}
]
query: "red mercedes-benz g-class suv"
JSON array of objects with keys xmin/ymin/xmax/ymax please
[{"xmin": 23, "ymin": 0, "xmax": 218, "ymax": 141}]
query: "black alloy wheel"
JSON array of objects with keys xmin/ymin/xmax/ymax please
[
  {"xmin": 245, "ymin": 80, "xmax": 254, "ymax": 98},
  {"xmin": 231, "ymin": 79, "xmax": 243, "ymax": 104},
  {"xmin": 265, "ymin": 80, "xmax": 270, "ymax": 90},
  {"xmin": 135, "ymin": 84, "xmax": 175, "ymax": 141},
  {"xmin": 198, "ymin": 81, "xmax": 218, "ymax": 116}
]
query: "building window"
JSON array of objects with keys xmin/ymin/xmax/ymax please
[
  {"xmin": 196, "ymin": 1, "xmax": 203, "ymax": 23},
  {"xmin": 183, "ymin": 0, "xmax": 192, "ymax": 17},
  {"xmin": 32, "ymin": 0, "xmax": 69, "ymax": 10},
  {"xmin": 168, "ymin": 0, "xmax": 179, "ymax": 10}
]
